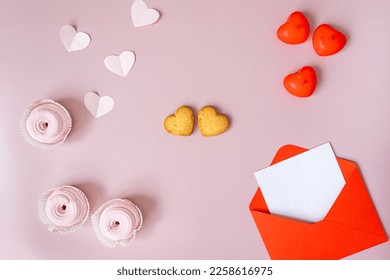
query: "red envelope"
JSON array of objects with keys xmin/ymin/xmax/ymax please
[{"xmin": 250, "ymin": 145, "xmax": 388, "ymax": 259}]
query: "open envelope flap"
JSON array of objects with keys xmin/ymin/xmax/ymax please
[{"xmin": 250, "ymin": 145, "xmax": 388, "ymax": 260}]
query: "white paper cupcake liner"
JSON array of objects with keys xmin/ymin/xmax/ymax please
[
  {"xmin": 20, "ymin": 99, "xmax": 72, "ymax": 149},
  {"xmin": 91, "ymin": 199, "xmax": 143, "ymax": 248},
  {"xmin": 38, "ymin": 185, "xmax": 90, "ymax": 234}
]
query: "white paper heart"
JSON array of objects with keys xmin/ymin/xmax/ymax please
[
  {"xmin": 131, "ymin": 0, "xmax": 160, "ymax": 27},
  {"xmin": 84, "ymin": 92, "xmax": 114, "ymax": 118},
  {"xmin": 104, "ymin": 51, "xmax": 135, "ymax": 77},
  {"xmin": 60, "ymin": 25, "xmax": 91, "ymax": 52}
]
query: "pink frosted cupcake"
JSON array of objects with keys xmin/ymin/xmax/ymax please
[
  {"xmin": 20, "ymin": 99, "xmax": 72, "ymax": 148},
  {"xmin": 38, "ymin": 186, "xmax": 90, "ymax": 234},
  {"xmin": 92, "ymin": 199, "xmax": 143, "ymax": 248}
]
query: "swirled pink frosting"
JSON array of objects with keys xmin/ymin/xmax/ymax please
[
  {"xmin": 25, "ymin": 100, "xmax": 71, "ymax": 145},
  {"xmin": 92, "ymin": 199, "xmax": 142, "ymax": 247},
  {"xmin": 39, "ymin": 186, "xmax": 90, "ymax": 234}
]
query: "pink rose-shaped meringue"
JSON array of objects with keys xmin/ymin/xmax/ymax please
[
  {"xmin": 20, "ymin": 99, "xmax": 72, "ymax": 148},
  {"xmin": 38, "ymin": 186, "xmax": 90, "ymax": 234},
  {"xmin": 92, "ymin": 199, "xmax": 143, "ymax": 248}
]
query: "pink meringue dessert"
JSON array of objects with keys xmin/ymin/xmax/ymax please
[
  {"xmin": 92, "ymin": 199, "xmax": 143, "ymax": 248},
  {"xmin": 38, "ymin": 186, "xmax": 90, "ymax": 234},
  {"xmin": 20, "ymin": 99, "xmax": 72, "ymax": 148}
]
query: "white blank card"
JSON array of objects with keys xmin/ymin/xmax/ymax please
[{"xmin": 254, "ymin": 143, "xmax": 346, "ymax": 223}]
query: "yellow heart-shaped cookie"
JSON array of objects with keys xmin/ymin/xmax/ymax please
[
  {"xmin": 198, "ymin": 106, "xmax": 229, "ymax": 136},
  {"xmin": 164, "ymin": 106, "xmax": 194, "ymax": 136}
]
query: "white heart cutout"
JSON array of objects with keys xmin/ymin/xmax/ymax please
[
  {"xmin": 131, "ymin": 0, "xmax": 160, "ymax": 27},
  {"xmin": 104, "ymin": 51, "xmax": 135, "ymax": 77},
  {"xmin": 84, "ymin": 92, "xmax": 115, "ymax": 118},
  {"xmin": 60, "ymin": 25, "xmax": 91, "ymax": 52}
]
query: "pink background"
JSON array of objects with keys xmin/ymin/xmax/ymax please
[{"xmin": 1, "ymin": 0, "xmax": 389, "ymax": 259}]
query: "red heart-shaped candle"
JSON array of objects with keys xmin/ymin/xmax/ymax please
[
  {"xmin": 277, "ymin": 12, "xmax": 310, "ymax": 44},
  {"xmin": 312, "ymin": 24, "xmax": 347, "ymax": 56},
  {"xmin": 283, "ymin": 66, "xmax": 317, "ymax": 98}
]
